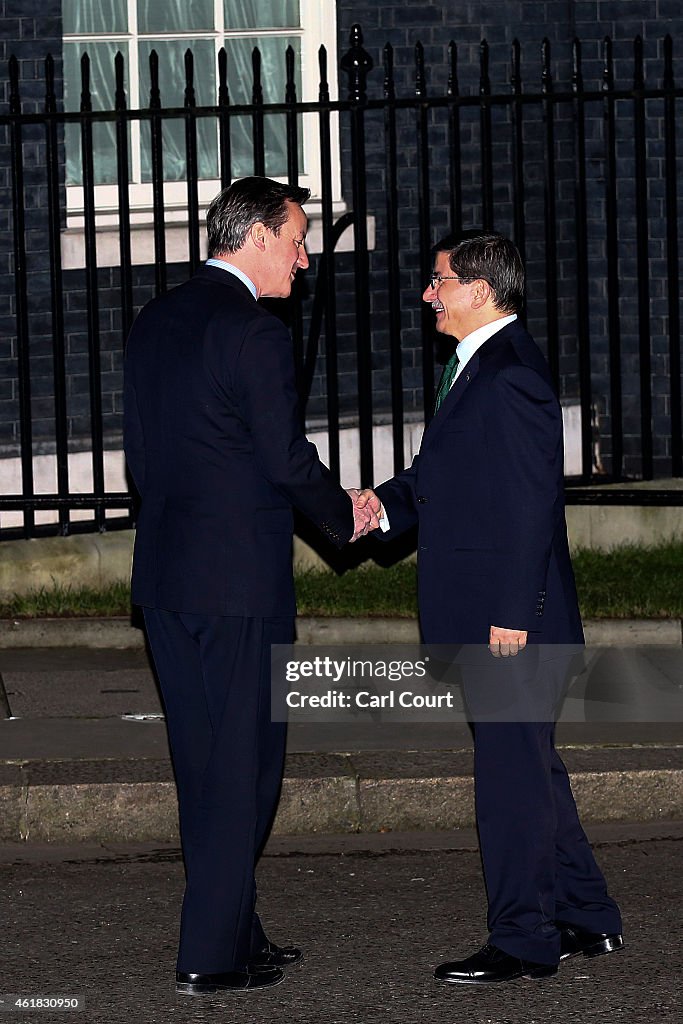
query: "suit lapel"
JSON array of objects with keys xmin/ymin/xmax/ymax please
[
  {"xmin": 422, "ymin": 351, "xmax": 480, "ymax": 448},
  {"xmin": 420, "ymin": 321, "xmax": 525, "ymax": 450}
]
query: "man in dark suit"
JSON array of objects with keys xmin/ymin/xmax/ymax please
[
  {"xmin": 361, "ymin": 233, "xmax": 623, "ymax": 984},
  {"xmin": 123, "ymin": 177, "xmax": 377, "ymax": 997}
]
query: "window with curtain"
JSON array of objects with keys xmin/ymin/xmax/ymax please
[{"xmin": 62, "ymin": 0, "xmax": 337, "ymax": 221}]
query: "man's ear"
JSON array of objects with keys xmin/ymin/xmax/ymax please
[
  {"xmin": 470, "ymin": 279, "xmax": 491, "ymax": 310},
  {"xmin": 249, "ymin": 221, "xmax": 267, "ymax": 252}
]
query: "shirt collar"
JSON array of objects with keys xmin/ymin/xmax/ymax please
[
  {"xmin": 455, "ymin": 313, "xmax": 517, "ymax": 375},
  {"xmin": 205, "ymin": 258, "xmax": 258, "ymax": 300}
]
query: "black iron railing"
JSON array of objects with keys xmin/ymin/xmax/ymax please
[{"xmin": 1, "ymin": 24, "xmax": 682, "ymax": 541}]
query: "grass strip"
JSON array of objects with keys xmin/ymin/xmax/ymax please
[
  {"xmin": 0, "ymin": 541, "xmax": 680, "ymax": 620},
  {"xmin": 295, "ymin": 562, "xmax": 417, "ymax": 617},
  {"xmin": 0, "ymin": 580, "xmax": 132, "ymax": 619},
  {"xmin": 572, "ymin": 541, "xmax": 683, "ymax": 619}
]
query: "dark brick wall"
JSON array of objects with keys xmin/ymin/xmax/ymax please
[
  {"xmin": 335, "ymin": 1, "xmax": 683, "ymax": 478},
  {"xmin": 0, "ymin": 0, "xmax": 62, "ymax": 451},
  {"xmin": 1, "ymin": 0, "xmax": 681, "ymax": 484}
]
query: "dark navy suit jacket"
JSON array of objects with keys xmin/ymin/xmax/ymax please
[
  {"xmin": 376, "ymin": 319, "xmax": 583, "ymax": 646},
  {"xmin": 123, "ymin": 265, "xmax": 353, "ymax": 617}
]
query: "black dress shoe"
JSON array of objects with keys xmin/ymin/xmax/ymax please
[
  {"xmin": 434, "ymin": 943, "xmax": 558, "ymax": 985},
  {"xmin": 249, "ymin": 940, "xmax": 303, "ymax": 970},
  {"xmin": 556, "ymin": 922, "xmax": 625, "ymax": 961},
  {"xmin": 176, "ymin": 966, "xmax": 284, "ymax": 995}
]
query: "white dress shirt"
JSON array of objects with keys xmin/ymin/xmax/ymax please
[
  {"xmin": 378, "ymin": 313, "xmax": 518, "ymax": 532},
  {"xmin": 205, "ymin": 257, "xmax": 258, "ymax": 300},
  {"xmin": 453, "ymin": 313, "xmax": 517, "ymax": 380}
]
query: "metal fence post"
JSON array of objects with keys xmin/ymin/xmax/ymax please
[{"xmin": 341, "ymin": 24, "xmax": 374, "ymax": 487}]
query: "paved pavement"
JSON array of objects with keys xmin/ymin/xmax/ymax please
[
  {"xmin": 1, "ymin": 618, "xmax": 683, "ymax": 840},
  {"xmin": 1, "ymin": 825, "xmax": 682, "ymax": 1024}
]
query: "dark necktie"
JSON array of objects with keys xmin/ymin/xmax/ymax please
[{"xmin": 434, "ymin": 352, "xmax": 460, "ymax": 412}]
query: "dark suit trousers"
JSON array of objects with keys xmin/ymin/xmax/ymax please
[
  {"xmin": 471, "ymin": 718, "xmax": 623, "ymax": 964},
  {"xmin": 464, "ymin": 653, "xmax": 622, "ymax": 963},
  {"xmin": 143, "ymin": 608, "xmax": 293, "ymax": 973}
]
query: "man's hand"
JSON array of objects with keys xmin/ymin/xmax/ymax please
[
  {"xmin": 346, "ymin": 488, "xmax": 382, "ymax": 542},
  {"xmin": 354, "ymin": 488, "xmax": 384, "ymax": 519},
  {"xmin": 489, "ymin": 625, "xmax": 528, "ymax": 658}
]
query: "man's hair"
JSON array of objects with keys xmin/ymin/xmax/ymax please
[
  {"xmin": 206, "ymin": 176, "xmax": 311, "ymax": 256},
  {"xmin": 432, "ymin": 232, "xmax": 525, "ymax": 314}
]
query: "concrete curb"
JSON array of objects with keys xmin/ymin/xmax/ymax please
[
  {"xmin": 1, "ymin": 747, "xmax": 682, "ymax": 843},
  {"xmin": 1, "ymin": 768, "xmax": 682, "ymax": 844},
  {"xmin": 1, "ymin": 615, "xmax": 681, "ymax": 648},
  {"xmin": 1, "ymin": 616, "xmax": 681, "ymax": 843}
]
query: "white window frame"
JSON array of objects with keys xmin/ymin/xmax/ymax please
[{"xmin": 62, "ymin": 0, "xmax": 342, "ymax": 241}]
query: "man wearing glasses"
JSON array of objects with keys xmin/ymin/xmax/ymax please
[{"xmin": 360, "ymin": 233, "xmax": 624, "ymax": 985}]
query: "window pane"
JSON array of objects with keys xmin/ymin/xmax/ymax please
[
  {"xmin": 63, "ymin": 0, "xmax": 127, "ymax": 34},
  {"xmin": 138, "ymin": 0, "xmax": 215, "ymax": 34},
  {"xmin": 224, "ymin": 0, "xmax": 300, "ymax": 30},
  {"xmin": 64, "ymin": 42, "xmax": 126, "ymax": 185},
  {"xmin": 138, "ymin": 40, "xmax": 218, "ymax": 182},
  {"xmin": 224, "ymin": 36, "xmax": 302, "ymax": 178},
  {"xmin": 225, "ymin": 35, "xmax": 299, "ymax": 103}
]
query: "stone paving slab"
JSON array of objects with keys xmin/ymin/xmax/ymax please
[
  {"xmin": 0, "ymin": 637, "xmax": 682, "ymax": 842},
  {"xmin": 1, "ymin": 828, "xmax": 682, "ymax": 1024}
]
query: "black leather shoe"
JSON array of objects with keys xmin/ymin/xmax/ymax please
[
  {"xmin": 434, "ymin": 943, "xmax": 558, "ymax": 985},
  {"xmin": 556, "ymin": 923, "xmax": 625, "ymax": 961},
  {"xmin": 176, "ymin": 966, "xmax": 284, "ymax": 995},
  {"xmin": 249, "ymin": 940, "xmax": 303, "ymax": 971}
]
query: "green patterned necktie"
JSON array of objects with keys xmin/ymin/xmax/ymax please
[{"xmin": 434, "ymin": 352, "xmax": 460, "ymax": 412}]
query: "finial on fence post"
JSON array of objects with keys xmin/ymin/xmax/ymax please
[
  {"xmin": 415, "ymin": 41, "xmax": 426, "ymax": 99},
  {"xmin": 9, "ymin": 54, "xmax": 21, "ymax": 114},
  {"xmin": 115, "ymin": 50, "xmax": 127, "ymax": 110},
  {"xmin": 633, "ymin": 34, "xmax": 645, "ymax": 89},
  {"xmin": 572, "ymin": 37, "xmax": 583, "ymax": 92},
  {"xmin": 148, "ymin": 49, "xmax": 161, "ymax": 108},
  {"xmin": 601, "ymin": 36, "xmax": 613, "ymax": 91},
  {"xmin": 184, "ymin": 48, "xmax": 196, "ymax": 107},
  {"xmin": 383, "ymin": 42, "xmax": 395, "ymax": 101},
  {"xmin": 318, "ymin": 44, "xmax": 329, "ymax": 102},
  {"xmin": 510, "ymin": 38, "xmax": 521, "ymax": 92},
  {"xmin": 80, "ymin": 51, "xmax": 92, "ymax": 112},
  {"xmin": 541, "ymin": 37, "xmax": 552, "ymax": 92},
  {"xmin": 341, "ymin": 24, "xmax": 373, "ymax": 103},
  {"xmin": 286, "ymin": 44, "xmax": 297, "ymax": 104},
  {"xmin": 448, "ymin": 40, "xmax": 459, "ymax": 97},
  {"xmin": 479, "ymin": 39, "xmax": 490, "ymax": 96},
  {"xmin": 45, "ymin": 53, "xmax": 56, "ymax": 113},
  {"xmin": 217, "ymin": 47, "xmax": 229, "ymax": 105}
]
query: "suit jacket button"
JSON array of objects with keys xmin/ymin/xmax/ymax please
[{"xmin": 417, "ymin": 495, "xmax": 428, "ymax": 503}]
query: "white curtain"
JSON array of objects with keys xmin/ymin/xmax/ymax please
[
  {"xmin": 138, "ymin": 38, "xmax": 218, "ymax": 182},
  {"xmin": 224, "ymin": 0, "xmax": 300, "ymax": 30},
  {"xmin": 63, "ymin": 0, "xmax": 302, "ymax": 185},
  {"xmin": 138, "ymin": 0, "xmax": 214, "ymax": 33},
  {"xmin": 64, "ymin": 40, "xmax": 122, "ymax": 185},
  {"xmin": 223, "ymin": 34, "xmax": 301, "ymax": 178},
  {"xmin": 62, "ymin": 0, "xmax": 127, "ymax": 34}
]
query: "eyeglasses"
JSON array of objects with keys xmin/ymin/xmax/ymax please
[{"xmin": 428, "ymin": 274, "xmax": 472, "ymax": 289}]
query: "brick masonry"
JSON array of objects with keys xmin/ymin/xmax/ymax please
[
  {"xmin": 335, "ymin": 1, "xmax": 683, "ymax": 478},
  {"xmin": 0, "ymin": 0, "xmax": 681, "ymax": 485}
]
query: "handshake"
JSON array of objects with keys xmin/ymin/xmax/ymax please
[{"xmin": 346, "ymin": 488, "xmax": 384, "ymax": 543}]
